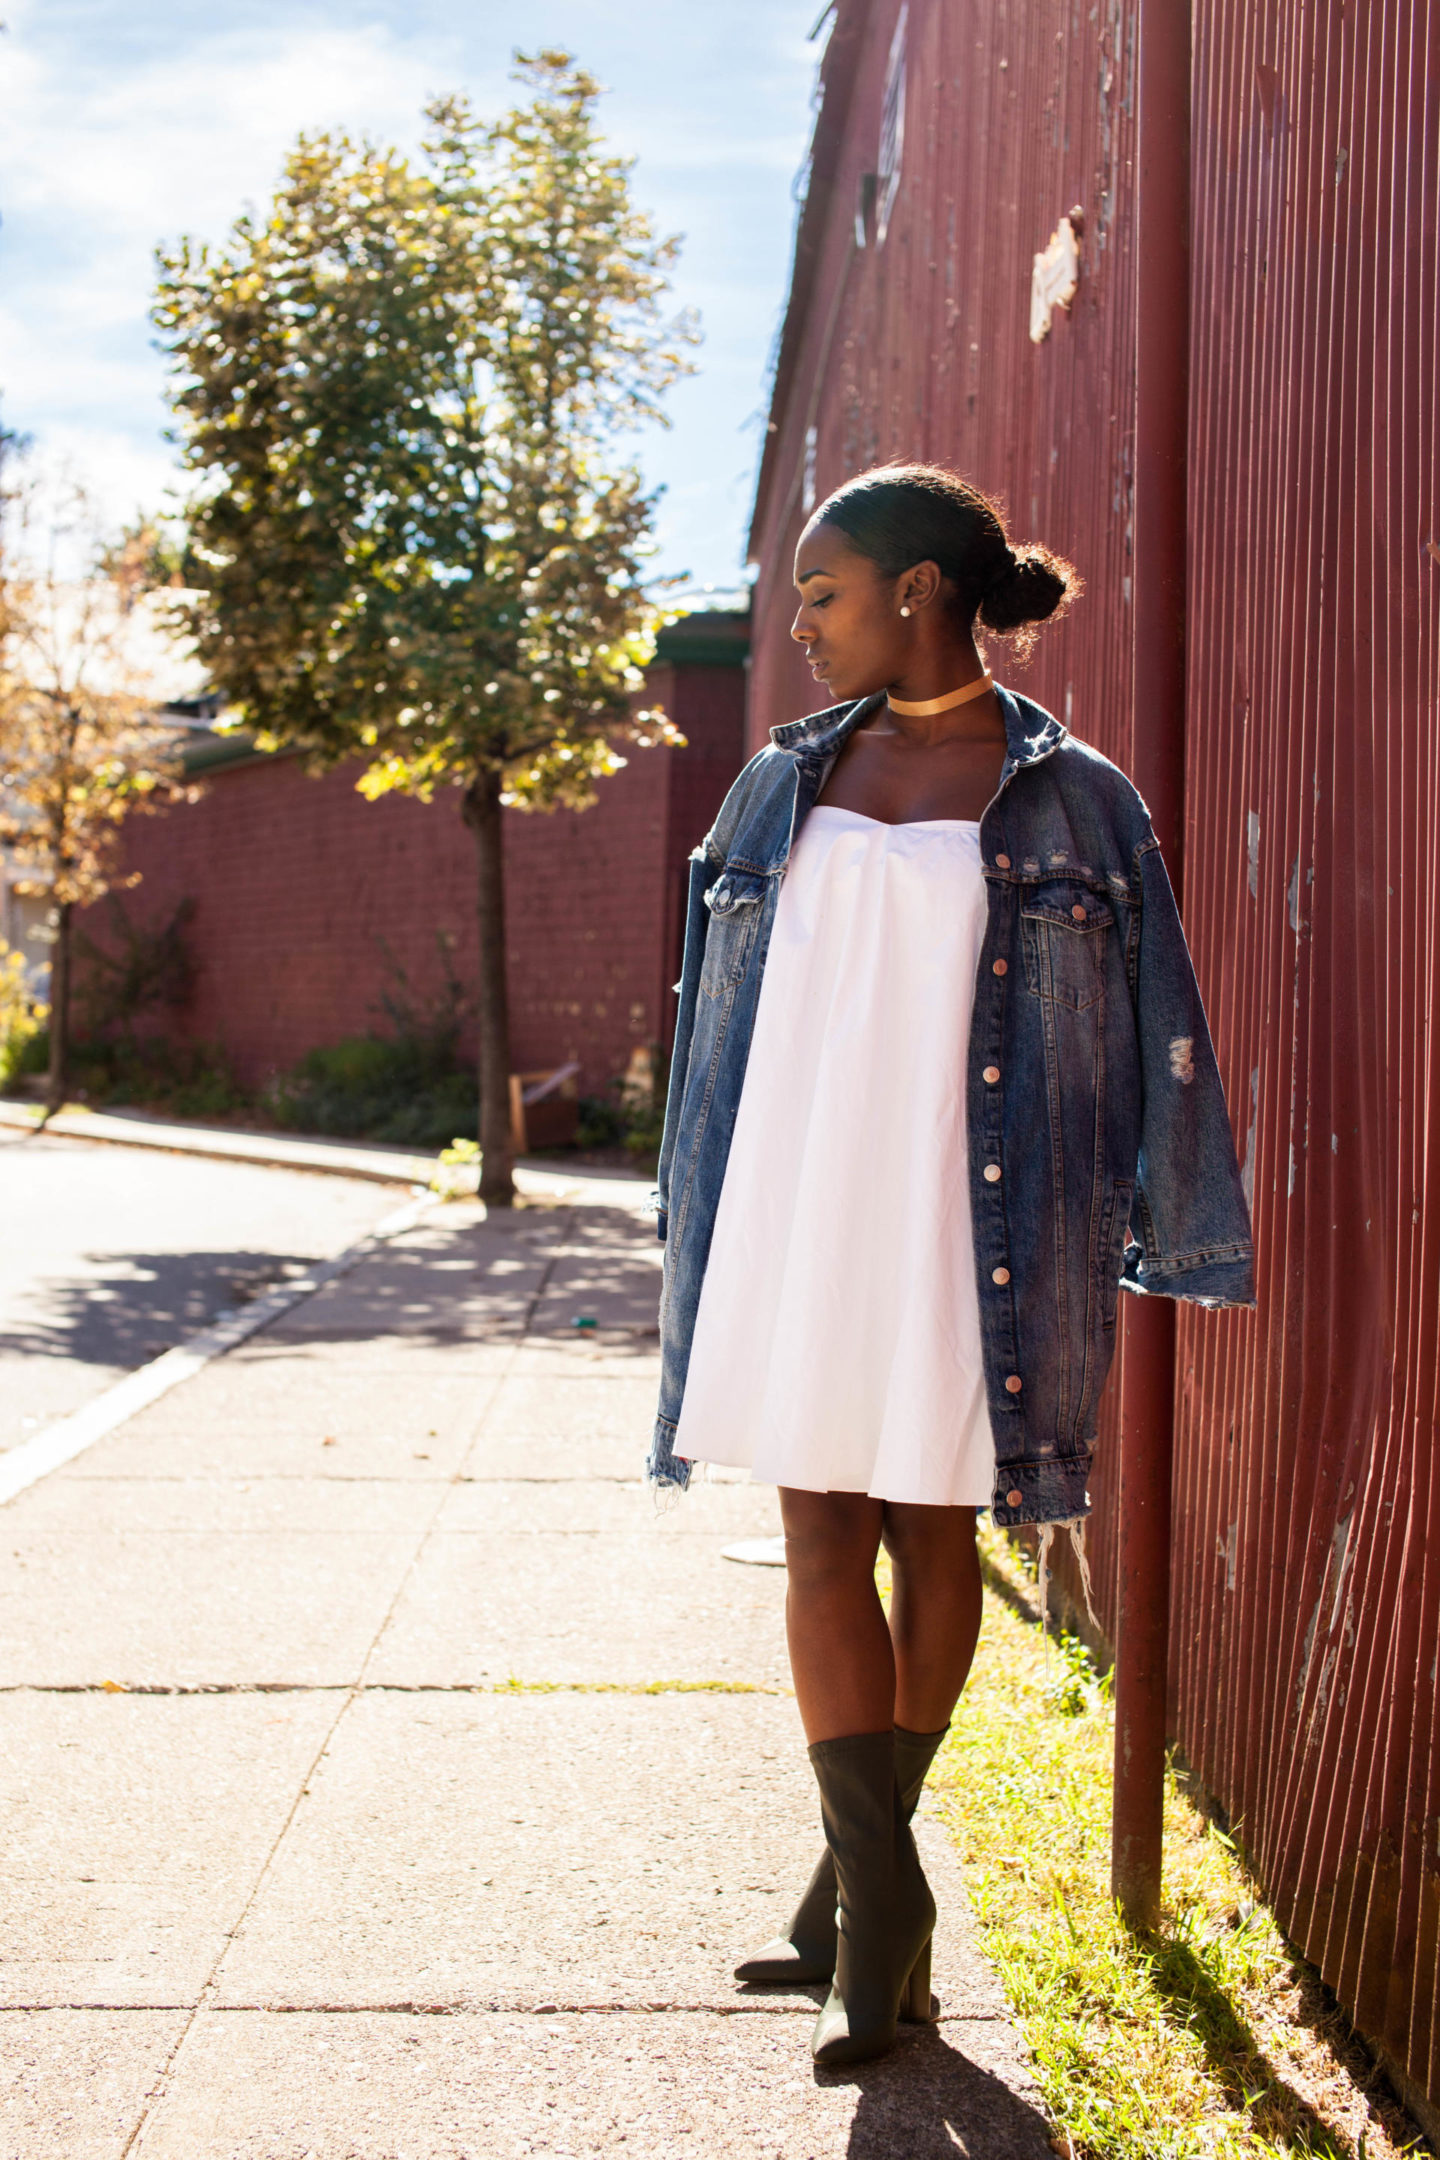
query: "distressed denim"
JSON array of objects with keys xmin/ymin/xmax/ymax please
[{"xmin": 649, "ymin": 686, "xmax": 1255, "ymax": 1528}]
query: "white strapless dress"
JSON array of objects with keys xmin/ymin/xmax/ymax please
[{"xmin": 674, "ymin": 803, "xmax": 996, "ymax": 1507}]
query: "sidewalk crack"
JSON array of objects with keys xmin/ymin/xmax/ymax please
[{"xmin": 5, "ymin": 1679, "xmax": 783, "ymax": 1697}]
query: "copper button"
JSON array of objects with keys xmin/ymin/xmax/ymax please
[
  {"xmin": 992, "ymin": 958, "xmax": 1008, "ymax": 976},
  {"xmin": 1005, "ymin": 1374, "xmax": 1023, "ymax": 1393},
  {"xmin": 1006, "ymin": 1488, "xmax": 1024, "ymax": 1508},
  {"xmin": 983, "ymin": 1064, "xmax": 1001, "ymax": 1084},
  {"xmin": 983, "ymin": 1163, "xmax": 1002, "ymax": 1183},
  {"xmin": 995, "ymin": 853, "xmax": 1011, "ymax": 869},
  {"xmin": 1071, "ymin": 903, "xmax": 1086, "ymax": 921},
  {"xmin": 992, "ymin": 1265, "xmax": 1010, "ymax": 1284}
]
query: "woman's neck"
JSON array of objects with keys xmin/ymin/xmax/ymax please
[
  {"xmin": 886, "ymin": 635, "xmax": 987, "ymax": 710},
  {"xmin": 878, "ymin": 639, "xmax": 1000, "ymax": 749}
]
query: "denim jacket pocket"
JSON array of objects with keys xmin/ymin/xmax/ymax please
[
  {"xmin": 699, "ymin": 869, "xmax": 768, "ymax": 998},
  {"xmin": 1021, "ymin": 884, "xmax": 1115, "ymax": 1011}
]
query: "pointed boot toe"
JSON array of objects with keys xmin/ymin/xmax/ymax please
[
  {"xmin": 810, "ymin": 1982, "xmax": 861, "ymax": 2065},
  {"xmin": 734, "ymin": 1846, "xmax": 837, "ymax": 1984},
  {"xmin": 734, "ymin": 1934, "xmax": 832, "ymax": 1986}
]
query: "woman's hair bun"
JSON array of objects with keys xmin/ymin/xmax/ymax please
[
  {"xmin": 979, "ymin": 545, "xmax": 1077, "ymax": 634},
  {"xmin": 813, "ymin": 463, "xmax": 1082, "ymax": 660}
]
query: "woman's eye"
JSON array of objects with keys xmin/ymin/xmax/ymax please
[{"xmin": 814, "ymin": 593, "xmax": 833, "ymax": 608}]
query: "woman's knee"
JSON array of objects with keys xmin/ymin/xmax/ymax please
[
  {"xmin": 881, "ymin": 1503, "xmax": 980, "ymax": 1591},
  {"xmin": 780, "ymin": 1488, "xmax": 881, "ymax": 1593}
]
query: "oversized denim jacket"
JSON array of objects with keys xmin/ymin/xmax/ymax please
[{"xmin": 649, "ymin": 684, "xmax": 1255, "ymax": 1528}]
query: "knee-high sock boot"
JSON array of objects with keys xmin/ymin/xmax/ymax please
[
  {"xmin": 733, "ymin": 1723, "xmax": 948, "ymax": 1987},
  {"xmin": 805, "ymin": 1729, "xmax": 936, "ymax": 2066}
]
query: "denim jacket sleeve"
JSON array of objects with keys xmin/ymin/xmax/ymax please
[
  {"xmin": 1120, "ymin": 836, "xmax": 1256, "ymax": 1307},
  {"xmin": 654, "ymin": 841, "xmax": 721, "ymax": 1243}
]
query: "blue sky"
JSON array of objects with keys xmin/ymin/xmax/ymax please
[{"xmin": 0, "ymin": 1, "xmax": 822, "ymax": 591}]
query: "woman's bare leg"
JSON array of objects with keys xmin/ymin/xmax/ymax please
[
  {"xmin": 779, "ymin": 1488, "xmax": 892, "ymax": 1742},
  {"xmin": 779, "ymin": 1491, "xmax": 984, "ymax": 1741},
  {"xmin": 881, "ymin": 1503, "xmax": 984, "ymax": 1732}
]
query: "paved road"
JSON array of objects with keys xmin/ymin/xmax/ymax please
[
  {"xmin": 0, "ymin": 1129, "xmax": 399, "ymax": 1450},
  {"xmin": 0, "ymin": 1177, "xmax": 1055, "ymax": 2158}
]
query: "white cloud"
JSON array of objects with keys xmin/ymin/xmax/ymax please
[
  {"xmin": 2, "ymin": 15, "xmax": 459, "ymax": 533},
  {"xmin": 0, "ymin": 1, "xmax": 819, "ymax": 582},
  {"xmin": 4, "ymin": 17, "xmax": 447, "ymax": 237}
]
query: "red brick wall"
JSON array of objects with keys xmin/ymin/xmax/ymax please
[{"xmin": 86, "ymin": 659, "xmax": 746, "ymax": 1100}]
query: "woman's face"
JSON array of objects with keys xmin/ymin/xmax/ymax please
[{"xmin": 790, "ymin": 519, "xmax": 912, "ymax": 701}]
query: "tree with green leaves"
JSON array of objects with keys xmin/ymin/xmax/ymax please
[{"xmin": 153, "ymin": 50, "xmax": 697, "ymax": 1204}]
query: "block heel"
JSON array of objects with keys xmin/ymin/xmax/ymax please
[{"xmin": 899, "ymin": 1935, "xmax": 937, "ymax": 2023}]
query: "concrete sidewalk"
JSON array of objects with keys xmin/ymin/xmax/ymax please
[
  {"xmin": 0, "ymin": 1098, "xmax": 647, "ymax": 1194},
  {"xmin": 0, "ymin": 1178, "xmax": 1057, "ymax": 2158}
]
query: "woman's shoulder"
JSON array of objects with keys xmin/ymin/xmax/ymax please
[
  {"xmin": 1042, "ymin": 729, "xmax": 1153, "ymax": 841},
  {"xmin": 1052, "ymin": 730, "xmax": 1142, "ymax": 797},
  {"xmin": 707, "ymin": 741, "xmax": 796, "ymax": 857},
  {"xmin": 999, "ymin": 687, "xmax": 1154, "ymax": 856}
]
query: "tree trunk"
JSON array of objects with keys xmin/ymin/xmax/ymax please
[
  {"xmin": 461, "ymin": 770, "xmax": 516, "ymax": 1207},
  {"xmin": 45, "ymin": 899, "xmax": 72, "ymax": 1114}
]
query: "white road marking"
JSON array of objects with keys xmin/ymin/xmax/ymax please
[{"xmin": 0, "ymin": 1194, "xmax": 433, "ymax": 1508}]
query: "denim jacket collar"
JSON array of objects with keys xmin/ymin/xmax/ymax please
[{"xmin": 769, "ymin": 686, "xmax": 1068, "ymax": 780}]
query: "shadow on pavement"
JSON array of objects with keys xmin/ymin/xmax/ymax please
[
  {"xmin": 0, "ymin": 1202, "xmax": 665, "ymax": 1374},
  {"xmin": 826, "ymin": 2024, "xmax": 1057, "ymax": 2157},
  {"xmin": 0, "ymin": 1203, "xmax": 665, "ymax": 1386},
  {"xmin": 0, "ymin": 1249, "xmax": 314, "ymax": 1369},
  {"xmin": 252, "ymin": 1204, "xmax": 663, "ymax": 1354}
]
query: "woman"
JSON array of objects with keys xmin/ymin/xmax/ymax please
[{"xmin": 649, "ymin": 464, "xmax": 1253, "ymax": 2066}]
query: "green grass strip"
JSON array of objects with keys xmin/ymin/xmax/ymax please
[
  {"xmin": 924, "ymin": 1524, "xmax": 1424, "ymax": 2160},
  {"xmin": 491, "ymin": 1677, "xmax": 782, "ymax": 1697}
]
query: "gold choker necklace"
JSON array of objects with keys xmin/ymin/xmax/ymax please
[{"xmin": 887, "ymin": 671, "xmax": 994, "ymax": 717}]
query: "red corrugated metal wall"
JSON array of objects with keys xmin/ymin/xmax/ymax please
[
  {"xmin": 748, "ymin": 0, "xmax": 1440, "ymax": 2111},
  {"xmin": 749, "ymin": 0, "xmax": 1141, "ymax": 782},
  {"xmin": 1180, "ymin": 0, "xmax": 1440, "ymax": 2104}
]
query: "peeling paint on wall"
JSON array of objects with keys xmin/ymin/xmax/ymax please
[{"xmin": 1240, "ymin": 1066, "xmax": 1259, "ymax": 1209}]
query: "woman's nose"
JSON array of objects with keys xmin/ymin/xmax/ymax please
[{"xmin": 790, "ymin": 612, "xmax": 812, "ymax": 646}]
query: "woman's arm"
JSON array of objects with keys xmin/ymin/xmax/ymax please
[{"xmin": 1120, "ymin": 835, "xmax": 1256, "ymax": 1307}]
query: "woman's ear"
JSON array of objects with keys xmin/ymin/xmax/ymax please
[{"xmin": 898, "ymin": 559, "xmax": 944, "ymax": 614}]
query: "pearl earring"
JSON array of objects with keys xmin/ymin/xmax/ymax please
[{"xmin": 900, "ymin": 605, "xmax": 911, "ymax": 617}]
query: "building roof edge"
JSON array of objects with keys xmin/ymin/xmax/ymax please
[{"xmin": 747, "ymin": 0, "xmax": 871, "ymax": 558}]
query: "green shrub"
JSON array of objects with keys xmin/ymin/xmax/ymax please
[
  {"xmin": 75, "ymin": 897, "xmax": 195, "ymax": 1038},
  {"xmin": 574, "ymin": 1091, "xmax": 626, "ymax": 1150},
  {"xmin": 12, "ymin": 1023, "xmax": 49, "ymax": 1079},
  {"xmin": 74, "ymin": 1032, "xmax": 250, "ymax": 1118},
  {"xmin": 574, "ymin": 1044, "xmax": 668, "ymax": 1159},
  {"xmin": 265, "ymin": 1033, "xmax": 477, "ymax": 1150},
  {"xmin": 0, "ymin": 945, "xmax": 49, "ymax": 1091},
  {"xmin": 262, "ymin": 933, "xmax": 479, "ymax": 1149}
]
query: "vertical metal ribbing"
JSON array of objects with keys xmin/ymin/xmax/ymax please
[
  {"xmin": 1111, "ymin": 0, "xmax": 1191, "ymax": 1932},
  {"xmin": 748, "ymin": 0, "xmax": 1440, "ymax": 2106}
]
